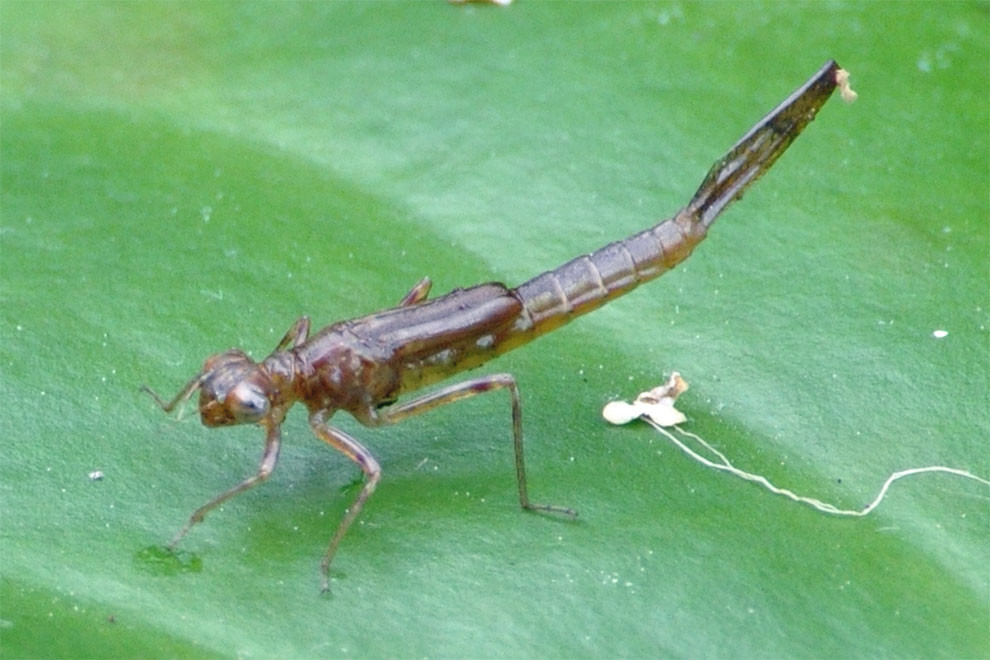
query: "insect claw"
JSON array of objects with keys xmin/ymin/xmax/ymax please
[{"xmin": 525, "ymin": 502, "xmax": 578, "ymax": 518}]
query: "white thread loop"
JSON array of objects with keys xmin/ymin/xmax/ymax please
[{"xmin": 605, "ymin": 374, "xmax": 990, "ymax": 516}]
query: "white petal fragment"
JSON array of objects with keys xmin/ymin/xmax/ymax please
[
  {"xmin": 603, "ymin": 372, "xmax": 689, "ymax": 427},
  {"xmin": 836, "ymin": 68, "xmax": 858, "ymax": 103},
  {"xmin": 602, "ymin": 401, "xmax": 643, "ymax": 425}
]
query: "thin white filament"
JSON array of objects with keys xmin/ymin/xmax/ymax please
[{"xmin": 643, "ymin": 418, "xmax": 990, "ymax": 516}]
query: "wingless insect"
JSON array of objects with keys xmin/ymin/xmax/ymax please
[{"xmin": 145, "ymin": 61, "xmax": 850, "ymax": 591}]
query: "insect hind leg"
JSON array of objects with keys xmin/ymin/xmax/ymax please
[{"xmin": 375, "ymin": 374, "xmax": 576, "ymax": 517}]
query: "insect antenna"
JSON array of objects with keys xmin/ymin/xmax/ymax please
[{"xmin": 140, "ymin": 369, "xmax": 208, "ymax": 418}]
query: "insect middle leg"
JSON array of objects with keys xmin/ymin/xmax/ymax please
[
  {"xmin": 308, "ymin": 412, "xmax": 382, "ymax": 593},
  {"xmin": 375, "ymin": 374, "xmax": 577, "ymax": 517}
]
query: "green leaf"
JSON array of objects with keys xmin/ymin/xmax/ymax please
[{"xmin": 2, "ymin": 2, "xmax": 987, "ymax": 658}]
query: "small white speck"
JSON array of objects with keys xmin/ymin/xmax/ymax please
[
  {"xmin": 89, "ymin": 470, "xmax": 104, "ymax": 481},
  {"xmin": 933, "ymin": 329, "xmax": 948, "ymax": 339}
]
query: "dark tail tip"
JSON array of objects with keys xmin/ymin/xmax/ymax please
[{"xmin": 688, "ymin": 60, "xmax": 844, "ymax": 229}]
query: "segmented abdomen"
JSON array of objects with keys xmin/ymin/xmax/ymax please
[{"xmin": 501, "ymin": 209, "xmax": 707, "ymax": 348}]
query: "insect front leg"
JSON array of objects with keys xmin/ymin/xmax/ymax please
[
  {"xmin": 375, "ymin": 374, "xmax": 576, "ymax": 518},
  {"xmin": 168, "ymin": 423, "xmax": 282, "ymax": 550},
  {"xmin": 308, "ymin": 412, "xmax": 382, "ymax": 593}
]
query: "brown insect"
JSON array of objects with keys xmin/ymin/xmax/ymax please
[{"xmin": 144, "ymin": 61, "xmax": 850, "ymax": 591}]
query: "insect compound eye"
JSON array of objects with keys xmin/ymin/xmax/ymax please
[{"xmin": 228, "ymin": 381, "xmax": 270, "ymax": 423}]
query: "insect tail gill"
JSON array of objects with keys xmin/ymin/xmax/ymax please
[{"xmin": 688, "ymin": 60, "xmax": 841, "ymax": 228}]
